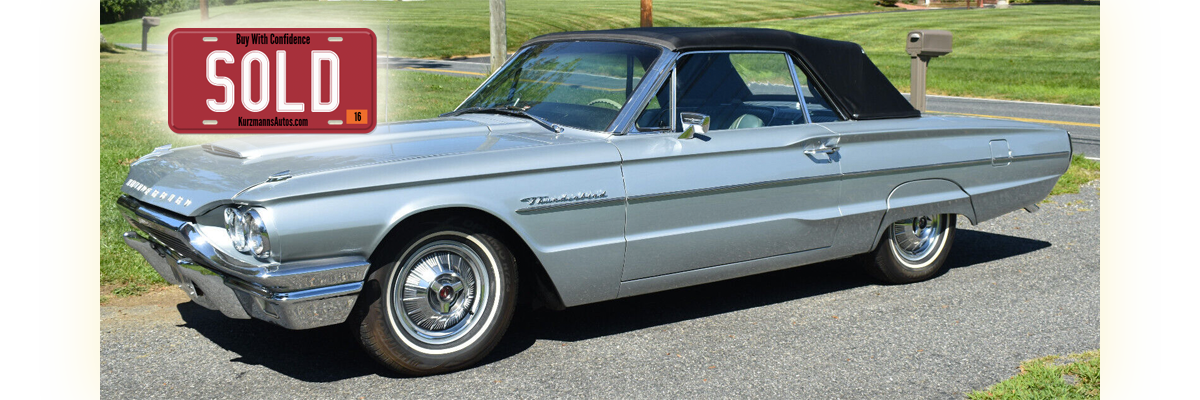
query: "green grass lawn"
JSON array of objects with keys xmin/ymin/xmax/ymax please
[
  {"xmin": 1050, "ymin": 154, "xmax": 1100, "ymax": 197},
  {"xmin": 100, "ymin": 0, "xmax": 880, "ymax": 59},
  {"xmin": 101, "ymin": 49, "xmax": 183, "ymax": 297},
  {"xmin": 742, "ymin": 5, "xmax": 1099, "ymax": 105},
  {"xmin": 969, "ymin": 350, "xmax": 1100, "ymax": 399},
  {"xmin": 99, "ymin": 47, "xmax": 483, "ymax": 299}
]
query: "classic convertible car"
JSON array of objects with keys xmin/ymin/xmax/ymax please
[{"xmin": 118, "ymin": 28, "xmax": 1071, "ymax": 375}]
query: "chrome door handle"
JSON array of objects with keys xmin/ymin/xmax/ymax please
[{"xmin": 803, "ymin": 145, "xmax": 839, "ymax": 156}]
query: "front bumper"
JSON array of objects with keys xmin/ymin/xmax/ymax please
[{"xmin": 118, "ymin": 195, "xmax": 370, "ymax": 329}]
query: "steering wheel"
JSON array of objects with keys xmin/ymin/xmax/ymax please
[{"xmin": 587, "ymin": 98, "xmax": 623, "ymax": 110}]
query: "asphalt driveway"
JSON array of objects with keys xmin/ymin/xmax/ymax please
[{"xmin": 101, "ymin": 182, "xmax": 1099, "ymax": 399}]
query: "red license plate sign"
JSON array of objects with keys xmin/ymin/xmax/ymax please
[{"xmin": 168, "ymin": 28, "xmax": 376, "ymax": 133}]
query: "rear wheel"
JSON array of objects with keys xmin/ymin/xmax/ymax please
[
  {"xmin": 353, "ymin": 220, "xmax": 518, "ymax": 375},
  {"xmin": 865, "ymin": 213, "xmax": 956, "ymax": 284}
]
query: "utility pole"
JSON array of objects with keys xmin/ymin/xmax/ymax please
[
  {"xmin": 200, "ymin": 0, "xmax": 209, "ymax": 21},
  {"xmin": 640, "ymin": 0, "xmax": 652, "ymax": 27},
  {"xmin": 489, "ymin": 0, "xmax": 507, "ymax": 73},
  {"xmin": 385, "ymin": 22, "xmax": 390, "ymax": 124}
]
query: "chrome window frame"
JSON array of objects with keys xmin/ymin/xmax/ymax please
[
  {"xmin": 618, "ymin": 65, "xmax": 677, "ymax": 135},
  {"xmin": 616, "ymin": 50, "xmax": 821, "ymax": 136},
  {"xmin": 608, "ymin": 50, "xmax": 679, "ymax": 134},
  {"xmin": 670, "ymin": 66, "xmax": 677, "ymax": 132},
  {"xmin": 786, "ymin": 58, "xmax": 813, "ymax": 125},
  {"xmin": 455, "ymin": 45, "xmax": 846, "ymax": 135}
]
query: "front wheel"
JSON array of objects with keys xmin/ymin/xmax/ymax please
[
  {"xmin": 864, "ymin": 214, "xmax": 956, "ymax": 284},
  {"xmin": 353, "ymin": 220, "xmax": 518, "ymax": 375}
]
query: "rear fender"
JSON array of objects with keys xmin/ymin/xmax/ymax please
[{"xmin": 869, "ymin": 179, "xmax": 977, "ymax": 251}]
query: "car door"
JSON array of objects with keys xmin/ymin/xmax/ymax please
[{"xmin": 612, "ymin": 51, "xmax": 844, "ymax": 282}]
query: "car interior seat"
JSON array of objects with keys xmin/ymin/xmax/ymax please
[{"xmin": 728, "ymin": 113, "xmax": 764, "ymax": 129}]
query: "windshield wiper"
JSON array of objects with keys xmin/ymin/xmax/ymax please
[{"xmin": 442, "ymin": 105, "xmax": 564, "ymax": 133}]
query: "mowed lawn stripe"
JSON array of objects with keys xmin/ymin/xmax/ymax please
[
  {"xmin": 742, "ymin": 5, "xmax": 1099, "ymax": 105},
  {"xmin": 100, "ymin": 0, "xmax": 881, "ymax": 59}
]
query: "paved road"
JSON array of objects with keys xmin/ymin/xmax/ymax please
[
  {"xmin": 916, "ymin": 95, "xmax": 1100, "ymax": 159},
  {"xmin": 101, "ymin": 182, "xmax": 1099, "ymax": 398}
]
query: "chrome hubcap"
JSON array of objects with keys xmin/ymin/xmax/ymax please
[
  {"xmin": 890, "ymin": 214, "xmax": 947, "ymax": 264},
  {"xmin": 429, "ymin": 273, "xmax": 465, "ymax": 313},
  {"xmin": 392, "ymin": 240, "xmax": 489, "ymax": 345}
]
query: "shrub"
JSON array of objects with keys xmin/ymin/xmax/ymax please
[{"xmin": 101, "ymin": 0, "xmax": 151, "ymax": 24}]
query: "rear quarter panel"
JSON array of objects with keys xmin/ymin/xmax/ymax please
[{"xmin": 823, "ymin": 116, "xmax": 1070, "ymax": 256}]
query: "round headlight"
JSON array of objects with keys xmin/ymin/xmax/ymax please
[
  {"xmin": 225, "ymin": 207, "xmax": 249, "ymax": 252},
  {"xmin": 244, "ymin": 209, "xmax": 270, "ymax": 257}
]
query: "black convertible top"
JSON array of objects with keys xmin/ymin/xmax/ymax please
[{"xmin": 526, "ymin": 27, "xmax": 919, "ymax": 120}]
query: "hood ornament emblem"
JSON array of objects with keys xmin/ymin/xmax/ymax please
[{"xmin": 267, "ymin": 170, "xmax": 292, "ymax": 182}]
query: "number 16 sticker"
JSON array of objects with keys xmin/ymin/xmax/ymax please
[{"xmin": 347, "ymin": 109, "xmax": 368, "ymax": 124}]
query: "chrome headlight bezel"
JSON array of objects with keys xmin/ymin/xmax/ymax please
[
  {"xmin": 224, "ymin": 205, "xmax": 272, "ymax": 260},
  {"xmin": 225, "ymin": 207, "xmax": 249, "ymax": 253},
  {"xmin": 243, "ymin": 208, "xmax": 270, "ymax": 257}
]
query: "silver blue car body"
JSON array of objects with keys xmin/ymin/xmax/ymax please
[{"xmin": 119, "ymin": 28, "xmax": 1070, "ymax": 332}]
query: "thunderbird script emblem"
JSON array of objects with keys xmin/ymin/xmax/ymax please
[{"xmin": 520, "ymin": 190, "xmax": 607, "ymax": 206}]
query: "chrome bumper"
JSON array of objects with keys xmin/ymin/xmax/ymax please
[{"xmin": 118, "ymin": 195, "xmax": 370, "ymax": 330}]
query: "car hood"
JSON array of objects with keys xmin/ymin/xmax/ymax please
[{"xmin": 121, "ymin": 115, "xmax": 593, "ymax": 216}]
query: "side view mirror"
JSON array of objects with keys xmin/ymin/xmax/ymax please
[{"xmin": 678, "ymin": 112, "xmax": 710, "ymax": 140}]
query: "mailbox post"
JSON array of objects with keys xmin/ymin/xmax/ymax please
[
  {"xmin": 906, "ymin": 30, "xmax": 951, "ymax": 113},
  {"xmin": 141, "ymin": 17, "xmax": 160, "ymax": 52}
]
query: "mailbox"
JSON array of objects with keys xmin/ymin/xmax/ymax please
[
  {"xmin": 906, "ymin": 30, "xmax": 952, "ymax": 113},
  {"xmin": 906, "ymin": 30, "xmax": 952, "ymax": 58},
  {"xmin": 141, "ymin": 17, "xmax": 161, "ymax": 51}
]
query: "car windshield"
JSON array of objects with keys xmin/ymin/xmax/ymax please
[{"xmin": 457, "ymin": 41, "xmax": 663, "ymax": 132}]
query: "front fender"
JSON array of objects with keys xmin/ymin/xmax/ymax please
[{"xmin": 239, "ymin": 141, "xmax": 630, "ymax": 308}]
